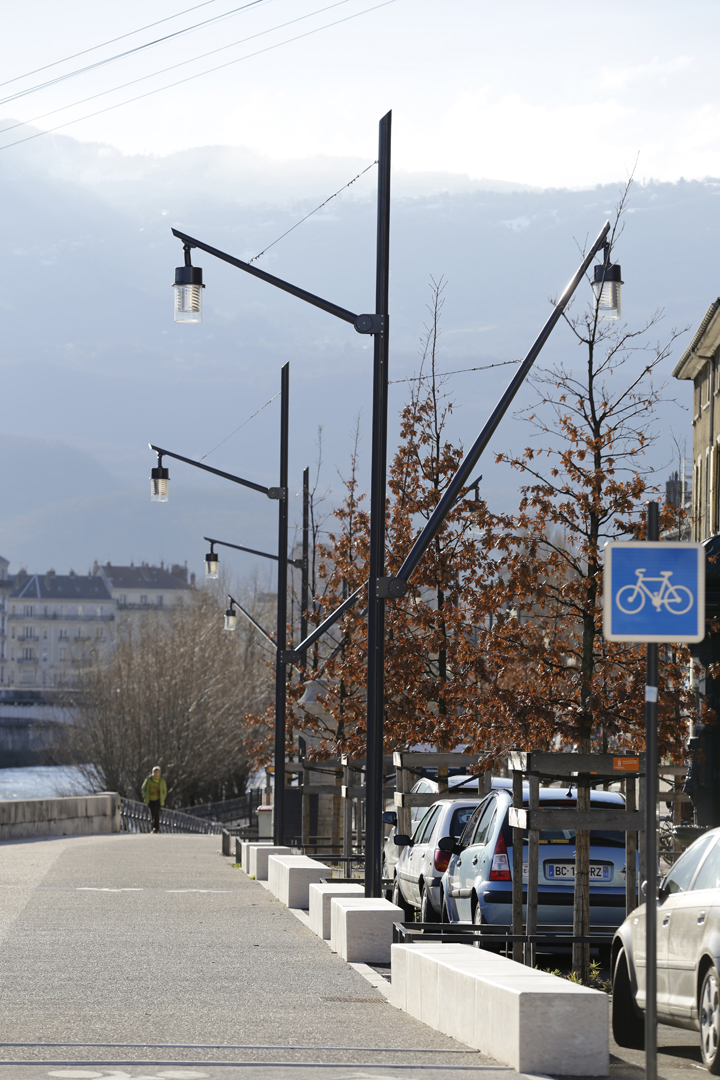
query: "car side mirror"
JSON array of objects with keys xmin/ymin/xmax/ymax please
[
  {"xmin": 641, "ymin": 880, "xmax": 647, "ymax": 897},
  {"xmin": 438, "ymin": 835, "xmax": 462, "ymax": 854},
  {"xmin": 382, "ymin": 811, "xmax": 397, "ymax": 826},
  {"xmin": 394, "ymin": 834, "xmax": 411, "ymax": 847}
]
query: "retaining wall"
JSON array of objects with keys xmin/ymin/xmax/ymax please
[{"xmin": 0, "ymin": 794, "xmax": 121, "ymax": 840}]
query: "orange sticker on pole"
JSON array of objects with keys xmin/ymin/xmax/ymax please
[{"xmin": 613, "ymin": 756, "xmax": 639, "ymax": 772}]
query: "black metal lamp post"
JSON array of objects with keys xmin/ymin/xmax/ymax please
[
  {"xmin": 169, "ymin": 113, "xmax": 392, "ymax": 897},
  {"xmin": 149, "ymin": 361, "xmax": 292, "ymax": 845}
]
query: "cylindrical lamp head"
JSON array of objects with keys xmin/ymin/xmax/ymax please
[
  {"xmin": 205, "ymin": 551, "xmax": 219, "ymax": 579},
  {"xmin": 173, "ymin": 264, "xmax": 204, "ymax": 323},
  {"xmin": 592, "ymin": 262, "xmax": 623, "ymax": 320},
  {"xmin": 150, "ymin": 465, "xmax": 169, "ymax": 502},
  {"xmin": 224, "ymin": 605, "xmax": 237, "ymax": 632}
]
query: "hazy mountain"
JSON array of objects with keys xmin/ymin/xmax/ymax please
[{"xmin": 0, "ymin": 124, "xmax": 712, "ymax": 579}]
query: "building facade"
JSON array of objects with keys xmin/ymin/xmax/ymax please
[{"xmin": 673, "ymin": 298, "xmax": 720, "ymax": 540}]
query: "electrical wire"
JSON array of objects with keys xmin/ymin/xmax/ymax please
[
  {"xmin": 0, "ymin": 0, "xmax": 273, "ymax": 108},
  {"xmin": 389, "ymin": 359, "xmax": 521, "ymax": 385},
  {"xmin": 198, "ymin": 392, "xmax": 280, "ymax": 462},
  {"xmin": 249, "ymin": 160, "xmax": 377, "ymax": 263},
  {"xmin": 0, "ymin": 0, "xmax": 367, "ymax": 143}
]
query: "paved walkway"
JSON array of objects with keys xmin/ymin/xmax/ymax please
[{"xmin": 0, "ymin": 833, "xmax": 708, "ymax": 1080}]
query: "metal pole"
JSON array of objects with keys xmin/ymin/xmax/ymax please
[
  {"xmin": 301, "ymin": 466, "xmax": 309, "ymax": 673},
  {"xmin": 645, "ymin": 500, "xmax": 659, "ymax": 1080},
  {"xmin": 365, "ymin": 109, "xmax": 392, "ymax": 898},
  {"xmin": 273, "ymin": 362, "xmax": 290, "ymax": 846}
]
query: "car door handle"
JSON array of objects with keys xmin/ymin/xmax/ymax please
[
  {"xmin": 472, "ymin": 857, "xmax": 478, "ymax": 865},
  {"xmin": 456, "ymin": 859, "xmax": 462, "ymax": 867},
  {"xmin": 662, "ymin": 915, "xmax": 670, "ymax": 927},
  {"xmin": 698, "ymin": 912, "xmax": 707, "ymax": 925}
]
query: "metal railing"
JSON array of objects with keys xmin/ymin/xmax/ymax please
[{"xmin": 120, "ymin": 798, "xmax": 222, "ymax": 835}]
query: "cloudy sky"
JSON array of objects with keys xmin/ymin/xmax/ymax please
[{"xmin": 1, "ymin": 0, "xmax": 718, "ymax": 188}]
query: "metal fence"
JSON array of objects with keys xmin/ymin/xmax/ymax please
[{"xmin": 120, "ymin": 798, "xmax": 223, "ymax": 835}]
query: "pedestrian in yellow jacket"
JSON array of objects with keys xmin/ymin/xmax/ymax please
[{"xmin": 141, "ymin": 766, "xmax": 167, "ymax": 833}]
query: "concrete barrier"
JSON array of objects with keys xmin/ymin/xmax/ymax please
[
  {"xmin": 391, "ymin": 942, "xmax": 608, "ymax": 1076},
  {"xmin": 330, "ymin": 896, "xmax": 404, "ymax": 963},
  {"xmin": 239, "ymin": 839, "xmax": 273, "ymax": 871},
  {"xmin": 247, "ymin": 844, "xmax": 292, "ymax": 880},
  {"xmin": 308, "ymin": 882, "xmax": 365, "ymax": 939},
  {"xmin": 0, "ymin": 793, "xmax": 121, "ymax": 841},
  {"xmin": 267, "ymin": 855, "xmax": 330, "ymax": 908}
]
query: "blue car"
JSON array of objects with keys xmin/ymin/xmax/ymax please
[{"xmin": 441, "ymin": 784, "xmax": 632, "ymax": 928}]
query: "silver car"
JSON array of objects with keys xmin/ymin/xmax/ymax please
[
  {"xmin": 392, "ymin": 798, "xmax": 481, "ymax": 921},
  {"xmin": 612, "ymin": 826, "xmax": 720, "ymax": 1071}
]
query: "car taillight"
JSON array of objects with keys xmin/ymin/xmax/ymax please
[
  {"xmin": 434, "ymin": 847, "xmax": 451, "ymax": 873},
  {"xmin": 489, "ymin": 831, "xmax": 511, "ymax": 881}
]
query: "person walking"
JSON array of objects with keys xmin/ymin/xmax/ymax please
[{"xmin": 141, "ymin": 766, "xmax": 167, "ymax": 833}]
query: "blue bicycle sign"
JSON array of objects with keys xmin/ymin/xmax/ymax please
[{"xmin": 603, "ymin": 542, "xmax": 705, "ymax": 643}]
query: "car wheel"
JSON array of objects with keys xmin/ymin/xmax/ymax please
[
  {"xmin": 612, "ymin": 948, "xmax": 644, "ymax": 1050},
  {"xmin": 441, "ymin": 892, "xmax": 452, "ymax": 924},
  {"xmin": 700, "ymin": 966, "xmax": 720, "ymax": 1073},
  {"xmin": 381, "ymin": 859, "xmax": 391, "ymax": 901},
  {"xmin": 420, "ymin": 883, "xmax": 439, "ymax": 924},
  {"xmin": 392, "ymin": 875, "xmax": 414, "ymax": 921}
]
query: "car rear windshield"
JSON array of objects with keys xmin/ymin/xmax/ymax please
[
  {"xmin": 450, "ymin": 805, "xmax": 476, "ymax": 840},
  {"xmin": 505, "ymin": 798, "xmax": 626, "ymax": 848}
]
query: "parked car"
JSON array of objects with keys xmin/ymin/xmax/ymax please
[
  {"xmin": 382, "ymin": 775, "xmax": 509, "ymax": 892},
  {"xmin": 392, "ymin": 798, "xmax": 482, "ymax": 921},
  {"xmin": 612, "ymin": 826, "xmax": 720, "ymax": 1071},
  {"xmin": 441, "ymin": 785, "xmax": 631, "ymax": 929}
]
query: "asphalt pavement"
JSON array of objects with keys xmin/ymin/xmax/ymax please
[{"xmin": 0, "ymin": 832, "xmax": 710, "ymax": 1080}]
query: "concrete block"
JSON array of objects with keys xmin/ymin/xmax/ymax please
[
  {"xmin": 390, "ymin": 944, "xmax": 609, "ymax": 1076},
  {"xmin": 308, "ymin": 882, "xmax": 364, "ymax": 938},
  {"xmin": 240, "ymin": 839, "xmax": 273, "ymax": 871},
  {"xmin": 330, "ymin": 896, "xmax": 404, "ymax": 963},
  {"xmin": 267, "ymin": 855, "xmax": 330, "ymax": 908},
  {"xmin": 247, "ymin": 844, "xmax": 291, "ymax": 880}
]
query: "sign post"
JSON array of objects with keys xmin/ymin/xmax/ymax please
[{"xmin": 604, "ymin": 508, "xmax": 704, "ymax": 1080}]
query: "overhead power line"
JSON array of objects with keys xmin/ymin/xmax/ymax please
[
  {"xmin": 0, "ymin": 0, "xmax": 396, "ymax": 153},
  {"xmin": 0, "ymin": 0, "xmax": 273, "ymax": 108}
]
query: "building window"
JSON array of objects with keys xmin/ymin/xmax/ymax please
[
  {"xmin": 156, "ymin": 595, "xmax": 163, "ymax": 607},
  {"xmin": 95, "ymin": 628, "xmax": 103, "ymax": 640},
  {"xmin": 140, "ymin": 595, "xmax": 148, "ymax": 605},
  {"xmin": 43, "ymin": 629, "xmax": 47, "ymax": 639},
  {"xmin": 59, "ymin": 648, "xmax": 67, "ymax": 661},
  {"xmin": 59, "ymin": 629, "xmax": 68, "ymax": 641},
  {"xmin": 43, "ymin": 606, "xmax": 48, "ymax": 615},
  {"xmin": 21, "ymin": 647, "xmax": 34, "ymax": 660},
  {"xmin": 77, "ymin": 606, "xmax": 83, "ymax": 616},
  {"xmin": 42, "ymin": 650, "xmax": 47, "ymax": 662},
  {"xmin": 24, "ymin": 605, "xmax": 33, "ymax": 616},
  {"xmin": 10, "ymin": 628, "xmax": 14, "ymax": 639}
]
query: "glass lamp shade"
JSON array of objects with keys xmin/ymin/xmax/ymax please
[
  {"xmin": 150, "ymin": 466, "xmax": 169, "ymax": 503},
  {"xmin": 592, "ymin": 263, "xmax": 623, "ymax": 320},
  {"xmin": 224, "ymin": 607, "xmax": 237, "ymax": 632},
  {"xmin": 173, "ymin": 264, "xmax": 204, "ymax": 323},
  {"xmin": 205, "ymin": 552, "xmax": 219, "ymax": 579}
]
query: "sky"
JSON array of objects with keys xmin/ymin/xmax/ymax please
[{"xmin": 1, "ymin": 0, "xmax": 720, "ymax": 188}]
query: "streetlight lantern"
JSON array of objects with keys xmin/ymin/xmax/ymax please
[
  {"xmin": 150, "ymin": 454, "xmax": 169, "ymax": 502},
  {"xmin": 593, "ymin": 244, "xmax": 623, "ymax": 320},
  {"xmin": 224, "ymin": 599, "xmax": 237, "ymax": 632},
  {"xmin": 173, "ymin": 244, "xmax": 204, "ymax": 323},
  {"xmin": 205, "ymin": 544, "xmax": 219, "ymax": 579}
]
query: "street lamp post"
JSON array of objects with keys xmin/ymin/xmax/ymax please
[
  {"xmin": 169, "ymin": 112, "xmax": 393, "ymax": 897},
  {"xmin": 149, "ymin": 361, "xmax": 292, "ymax": 845}
]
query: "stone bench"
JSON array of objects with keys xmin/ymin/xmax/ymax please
[
  {"xmin": 267, "ymin": 855, "xmax": 330, "ymax": 908},
  {"xmin": 391, "ymin": 942, "xmax": 608, "ymax": 1076},
  {"xmin": 308, "ymin": 882, "xmax": 365, "ymax": 939},
  {"xmin": 247, "ymin": 844, "xmax": 292, "ymax": 880},
  {"xmin": 330, "ymin": 896, "xmax": 404, "ymax": 963}
]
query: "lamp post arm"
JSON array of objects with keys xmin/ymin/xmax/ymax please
[
  {"xmin": 172, "ymin": 229, "xmax": 360, "ymax": 327},
  {"xmin": 149, "ymin": 443, "xmax": 272, "ymax": 497},
  {"xmin": 228, "ymin": 592, "xmax": 277, "ymax": 649},
  {"xmin": 395, "ymin": 219, "xmax": 611, "ymax": 584},
  {"xmin": 287, "ymin": 581, "xmax": 367, "ymax": 660},
  {"xmin": 204, "ymin": 536, "xmax": 302, "ymax": 568}
]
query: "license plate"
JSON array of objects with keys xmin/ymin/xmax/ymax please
[{"xmin": 545, "ymin": 861, "xmax": 613, "ymax": 882}]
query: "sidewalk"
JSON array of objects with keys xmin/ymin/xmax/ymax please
[{"xmin": 0, "ymin": 832, "xmax": 514, "ymax": 1080}]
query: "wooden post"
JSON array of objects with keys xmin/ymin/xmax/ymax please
[
  {"xmin": 512, "ymin": 768, "xmax": 524, "ymax": 964},
  {"xmin": 625, "ymin": 775, "xmax": 637, "ymax": 917},
  {"xmin": 526, "ymin": 775, "xmax": 539, "ymax": 967}
]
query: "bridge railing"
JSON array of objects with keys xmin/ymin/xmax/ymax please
[{"xmin": 120, "ymin": 798, "xmax": 222, "ymax": 835}]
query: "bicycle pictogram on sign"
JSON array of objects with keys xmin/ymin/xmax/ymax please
[{"xmin": 615, "ymin": 569, "xmax": 693, "ymax": 615}]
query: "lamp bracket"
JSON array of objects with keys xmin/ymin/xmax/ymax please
[
  {"xmin": 354, "ymin": 313, "xmax": 386, "ymax": 335},
  {"xmin": 376, "ymin": 576, "xmax": 408, "ymax": 599},
  {"xmin": 281, "ymin": 649, "xmax": 297, "ymax": 664},
  {"xmin": 267, "ymin": 486, "xmax": 286, "ymax": 501}
]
